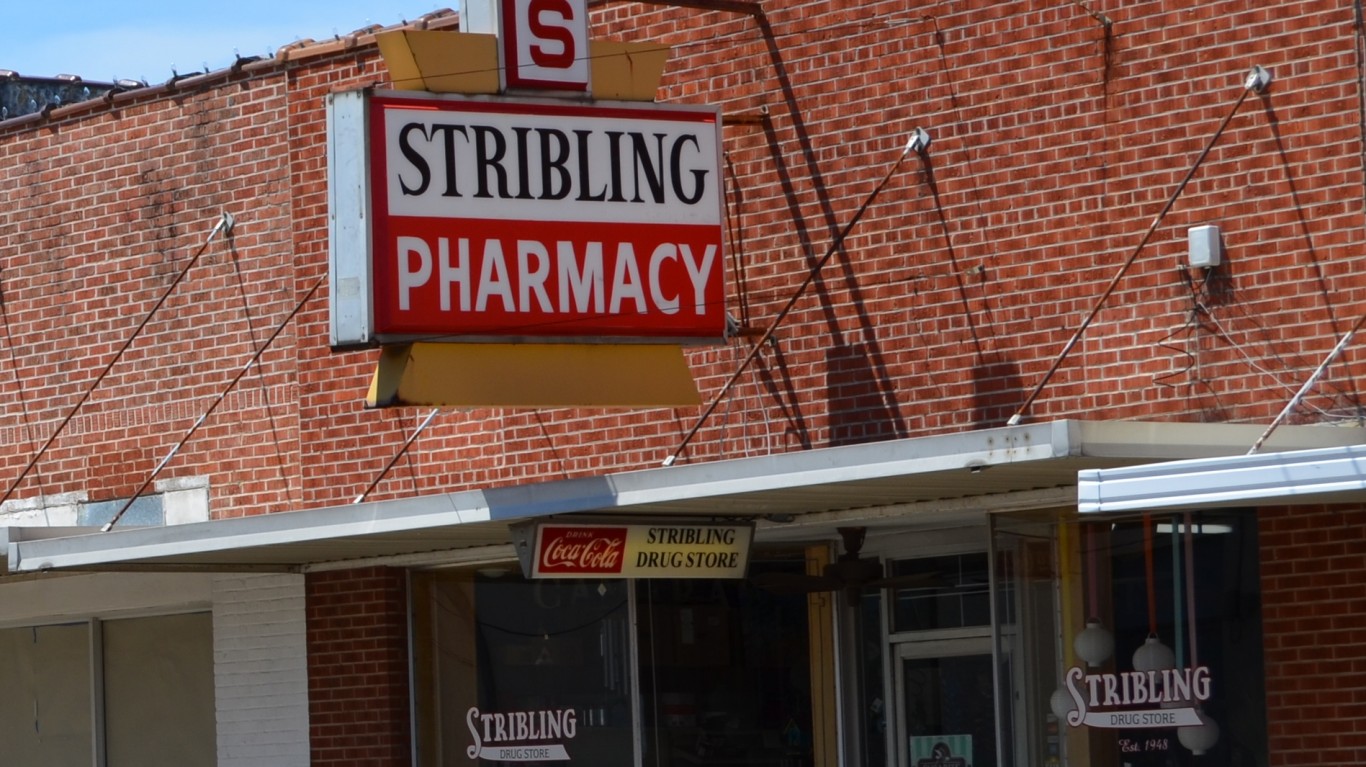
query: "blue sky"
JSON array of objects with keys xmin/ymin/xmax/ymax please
[{"xmin": 4, "ymin": 1, "xmax": 453, "ymax": 83}]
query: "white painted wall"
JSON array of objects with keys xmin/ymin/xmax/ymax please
[{"xmin": 212, "ymin": 573, "xmax": 310, "ymax": 767}]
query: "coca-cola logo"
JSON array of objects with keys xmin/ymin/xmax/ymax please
[{"xmin": 538, "ymin": 527, "xmax": 627, "ymax": 574}]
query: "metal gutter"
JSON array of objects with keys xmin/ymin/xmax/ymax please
[{"xmin": 1078, "ymin": 443, "xmax": 1366, "ymax": 514}]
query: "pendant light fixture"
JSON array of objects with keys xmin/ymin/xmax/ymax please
[
  {"xmin": 1176, "ymin": 512, "xmax": 1221, "ymax": 754},
  {"xmin": 1133, "ymin": 514, "xmax": 1175, "ymax": 672},
  {"xmin": 1073, "ymin": 524, "xmax": 1113, "ymax": 667},
  {"xmin": 1074, "ymin": 619, "xmax": 1115, "ymax": 668},
  {"xmin": 1179, "ymin": 708, "xmax": 1222, "ymax": 755},
  {"xmin": 1049, "ymin": 686, "xmax": 1078, "ymax": 721}
]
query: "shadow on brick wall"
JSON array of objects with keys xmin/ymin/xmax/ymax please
[
  {"xmin": 827, "ymin": 343, "xmax": 903, "ymax": 446},
  {"xmin": 971, "ymin": 357, "xmax": 1023, "ymax": 428}
]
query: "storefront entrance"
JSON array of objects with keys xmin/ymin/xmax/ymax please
[
  {"xmin": 410, "ymin": 553, "xmax": 820, "ymax": 767},
  {"xmin": 410, "ymin": 536, "xmax": 1011, "ymax": 767},
  {"xmin": 880, "ymin": 549, "xmax": 999, "ymax": 767}
]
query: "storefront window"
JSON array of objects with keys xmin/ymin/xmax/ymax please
[
  {"xmin": 888, "ymin": 553, "xmax": 992, "ymax": 634},
  {"xmin": 851, "ymin": 590, "xmax": 888, "ymax": 767},
  {"xmin": 412, "ymin": 572, "xmax": 636, "ymax": 767},
  {"xmin": 991, "ymin": 510, "xmax": 1268, "ymax": 767},
  {"xmin": 637, "ymin": 570, "xmax": 813, "ymax": 767},
  {"xmin": 412, "ymin": 558, "xmax": 815, "ymax": 767}
]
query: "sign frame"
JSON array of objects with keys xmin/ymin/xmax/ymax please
[
  {"xmin": 510, "ymin": 520, "xmax": 755, "ymax": 579},
  {"xmin": 327, "ymin": 88, "xmax": 726, "ymax": 350}
]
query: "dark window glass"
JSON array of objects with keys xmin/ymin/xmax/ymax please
[
  {"xmin": 855, "ymin": 589, "xmax": 888, "ymax": 767},
  {"xmin": 888, "ymin": 553, "xmax": 992, "ymax": 633},
  {"xmin": 902, "ymin": 654, "xmax": 998, "ymax": 767},
  {"xmin": 412, "ymin": 572, "xmax": 635, "ymax": 767},
  {"xmin": 638, "ymin": 560, "xmax": 814, "ymax": 767},
  {"xmin": 413, "ymin": 562, "xmax": 814, "ymax": 767},
  {"xmin": 991, "ymin": 511, "xmax": 1267, "ymax": 767}
]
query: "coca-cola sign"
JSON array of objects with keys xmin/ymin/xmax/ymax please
[
  {"xmin": 525, "ymin": 522, "xmax": 753, "ymax": 579},
  {"xmin": 538, "ymin": 526, "xmax": 628, "ymax": 575}
]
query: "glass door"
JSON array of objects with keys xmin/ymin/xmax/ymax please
[
  {"xmin": 883, "ymin": 549, "xmax": 998, "ymax": 767},
  {"xmin": 895, "ymin": 639, "xmax": 996, "ymax": 767}
]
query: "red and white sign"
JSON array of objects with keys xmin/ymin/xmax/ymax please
[
  {"xmin": 500, "ymin": 0, "xmax": 590, "ymax": 91},
  {"xmin": 327, "ymin": 90, "xmax": 725, "ymax": 347},
  {"xmin": 530, "ymin": 523, "xmax": 752, "ymax": 579}
]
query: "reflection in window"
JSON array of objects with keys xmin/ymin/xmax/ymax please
[
  {"xmin": 853, "ymin": 589, "xmax": 887, "ymax": 767},
  {"xmin": 902, "ymin": 655, "xmax": 998, "ymax": 767}
]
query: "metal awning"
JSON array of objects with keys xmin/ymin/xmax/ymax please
[
  {"xmin": 6, "ymin": 420, "xmax": 1361, "ymax": 573},
  {"xmin": 1078, "ymin": 442, "xmax": 1366, "ymax": 514}
]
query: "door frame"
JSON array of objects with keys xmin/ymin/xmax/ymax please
[
  {"xmin": 890, "ymin": 635, "xmax": 994, "ymax": 767},
  {"xmin": 867, "ymin": 535, "xmax": 998, "ymax": 767}
]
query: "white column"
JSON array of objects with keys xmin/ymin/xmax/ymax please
[{"xmin": 213, "ymin": 573, "xmax": 309, "ymax": 767}]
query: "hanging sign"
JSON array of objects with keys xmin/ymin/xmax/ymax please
[
  {"xmin": 499, "ymin": 0, "xmax": 591, "ymax": 92},
  {"xmin": 328, "ymin": 89, "xmax": 725, "ymax": 348},
  {"xmin": 520, "ymin": 522, "xmax": 753, "ymax": 579}
]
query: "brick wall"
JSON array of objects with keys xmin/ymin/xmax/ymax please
[
  {"xmin": 1260, "ymin": 503, "xmax": 1366, "ymax": 766},
  {"xmin": 0, "ymin": 64, "xmax": 303, "ymax": 517},
  {"xmin": 0, "ymin": 1, "xmax": 1360, "ymax": 507},
  {"xmin": 307, "ymin": 567, "xmax": 412, "ymax": 767}
]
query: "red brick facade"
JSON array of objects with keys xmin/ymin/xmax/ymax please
[
  {"xmin": 1260, "ymin": 503, "xmax": 1366, "ymax": 764},
  {"xmin": 307, "ymin": 567, "xmax": 412, "ymax": 766},
  {"xmin": 2, "ymin": 2, "xmax": 1365, "ymax": 765}
]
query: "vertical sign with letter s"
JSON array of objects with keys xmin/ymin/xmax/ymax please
[{"xmin": 500, "ymin": 0, "xmax": 590, "ymax": 92}]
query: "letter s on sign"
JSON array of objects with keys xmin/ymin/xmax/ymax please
[
  {"xmin": 528, "ymin": 0, "xmax": 576, "ymax": 69},
  {"xmin": 502, "ymin": 0, "xmax": 589, "ymax": 90},
  {"xmin": 466, "ymin": 707, "xmax": 483, "ymax": 759}
]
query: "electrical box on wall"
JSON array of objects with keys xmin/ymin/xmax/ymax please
[{"xmin": 1188, "ymin": 225, "xmax": 1223, "ymax": 268}]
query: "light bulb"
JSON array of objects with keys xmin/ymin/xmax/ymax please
[
  {"xmin": 1132, "ymin": 635, "xmax": 1176, "ymax": 672},
  {"xmin": 1049, "ymin": 686, "xmax": 1077, "ymax": 721},
  {"xmin": 1074, "ymin": 620, "xmax": 1114, "ymax": 667},
  {"xmin": 1178, "ymin": 709, "xmax": 1221, "ymax": 754}
]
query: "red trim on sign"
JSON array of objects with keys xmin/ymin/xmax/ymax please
[{"xmin": 372, "ymin": 93, "xmax": 717, "ymax": 125}]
